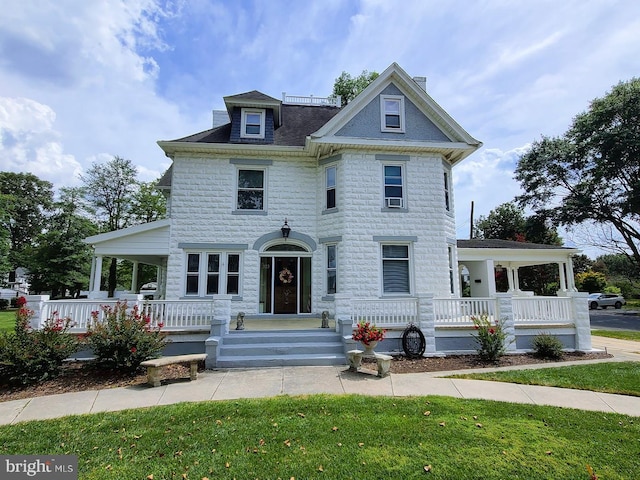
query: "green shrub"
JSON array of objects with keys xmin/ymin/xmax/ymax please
[
  {"xmin": 531, "ymin": 333, "xmax": 564, "ymax": 360},
  {"xmin": 85, "ymin": 301, "xmax": 169, "ymax": 374},
  {"xmin": 0, "ymin": 307, "xmax": 79, "ymax": 386},
  {"xmin": 0, "ymin": 299, "xmax": 8, "ymax": 310},
  {"xmin": 471, "ymin": 314, "xmax": 508, "ymax": 362}
]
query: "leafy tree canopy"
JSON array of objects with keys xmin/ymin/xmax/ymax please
[
  {"xmin": 474, "ymin": 201, "xmax": 562, "ymax": 245},
  {"xmin": 0, "ymin": 172, "xmax": 54, "ymax": 270},
  {"xmin": 332, "ymin": 70, "xmax": 379, "ymax": 106},
  {"xmin": 515, "ymin": 77, "xmax": 640, "ymax": 269}
]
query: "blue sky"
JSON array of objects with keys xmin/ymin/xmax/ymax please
[{"xmin": 1, "ymin": 0, "xmax": 639, "ymax": 255}]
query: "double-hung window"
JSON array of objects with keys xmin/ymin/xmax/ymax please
[
  {"xmin": 185, "ymin": 252, "xmax": 241, "ymax": 296},
  {"xmin": 381, "ymin": 244, "xmax": 411, "ymax": 294},
  {"xmin": 326, "ymin": 165, "xmax": 336, "ymax": 210},
  {"xmin": 380, "ymin": 95, "xmax": 405, "ymax": 132},
  {"xmin": 444, "ymin": 172, "xmax": 451, "ymax": 212},
  {"xmin": 383, "ymin": 165, "xmax": 404, "ymax": 208},
  {"xmin": 237, "ymin": 169, "xmax": 265, "ymax": 210},
  {"xmin": 241, "ymin": 109, "xmax": 265, "ymax": 138},
  {"xmin": 326, "ymin": 244, "xmax": 337, "ymax": 295}
]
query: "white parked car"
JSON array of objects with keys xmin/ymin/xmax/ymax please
[{"xmin": 588, "ymin": 293, "xmax": 626, "ymax": 310}]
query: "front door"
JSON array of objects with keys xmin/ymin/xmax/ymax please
[
  {"xmin": 274, "ymin": 257, "xmax": 297, "ymax": 314},
  {"xmin": 259, "ymin": 246, "xmax": 312, "ymax": 314}
]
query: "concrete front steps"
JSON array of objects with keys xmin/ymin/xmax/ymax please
[{"xmin": 216, "ymin": 329, "xmax": 347, "ymax": 368}]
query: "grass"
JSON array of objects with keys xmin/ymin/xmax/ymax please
[
  {"xmin": 592, "ymin": 329, "xmax": 640, "ymax": 341},
  {"xmin": 0, "ymin": 394, "xmax": 638, "ymax": 479},
  {"xmin": 450, "ymin": 362, "xmax": 640, "ymax": 396},
  {"xmin": 624, "ymin": 298, "xmax": 640, "ymax": 310},
  {"xmin": 0, "ymin": 310, "xmax": 15, "ymax": 333}
]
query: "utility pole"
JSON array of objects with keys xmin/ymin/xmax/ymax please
[{"xmin": 469, "ymin": 201, "xmax": 474, "ymax": 239}]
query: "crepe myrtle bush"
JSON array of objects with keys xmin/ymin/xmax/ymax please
[
  {"xmin": 0, "ymin": 306, "xmax": 79, "ymax": 386},
  {"xmin": 471, "ymin": 314, "xmax": 510, "ymax": 362},
  {"xmin": 85, "ymin": 301, "xmax": 169, "ymax": 374}
]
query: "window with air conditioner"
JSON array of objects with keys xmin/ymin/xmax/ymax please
[{"xmin": 383, "ymin": 165, "xmax": 404, "ymax": 209}]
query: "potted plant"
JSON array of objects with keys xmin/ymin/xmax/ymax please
[{"xmin": 352, "ymin": 321, "xmax": 386, "ymax": 355}]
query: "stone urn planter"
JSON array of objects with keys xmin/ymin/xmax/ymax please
[{"xmin": 361, "ymin": 341, "xmax": 378, "ymax": 356}]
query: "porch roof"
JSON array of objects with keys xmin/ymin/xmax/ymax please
[
  {"xmin": 83, "ymin": 219, "xmax": 170, "ymax": 266},
  {"xmin": 457, "ymin": 239, "xmax": 581, "ymax": 267}
]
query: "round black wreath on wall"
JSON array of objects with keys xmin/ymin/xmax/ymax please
[{"xmin": 402, "ymin": 323, "xmax": 426, "ymax": 358}]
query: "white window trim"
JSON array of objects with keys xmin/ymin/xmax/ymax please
[
  {"xmin": 236, "ymin": 167, "xmax": 267, "ymax": 211},
  {"xmin": 325, "ymin": 164, "xmax": 337, "ymax": 210},
  {"xmin": 380, "ymin": 243, "xmax": 413, "ymax": 296},
  {"xmin": 326, "ymin": 244, "xmax": 337, "ymax": 295},
  {"xmin": 382, "ymin": 163, "xmax": 406, "ymax": 209},
  {"xmin": 444, "ymin": 171, "xmax": 451, "ymax": 212},
  {"xmin": 184, "ymin": 251, "xmax": 243, "ymax": 297},
  {"xmin": 240, "ymin": 108, "xmax": 265, "ymax": 139},
  {"xmin": 380, "ymin": 94, "xmax": 405, "ymax": 133}
]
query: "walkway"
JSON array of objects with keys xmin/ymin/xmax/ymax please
[{"xmin": 1, "ymin": 338, "xmax": 639, "ymax": 425}]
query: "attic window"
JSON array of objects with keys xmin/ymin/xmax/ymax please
[
  {"xmin": 241, "ymin": 109, "xmax": 265, "ymax": 138},
  {"xmin": 380, "ymin": 95, "xmax": 405, "ymax": 133}
]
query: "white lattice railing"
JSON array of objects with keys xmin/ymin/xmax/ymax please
[
  {"xmin": 282, "ymin": 93, "xmax": 341, "ymax": 107},
  {"xmin": 351, "ymin": 298, "xmax": 418, "ymax": 327},
  {"xmin": 513, "ymin": 297, "xmax": 573, "ymax": 325},
  {"xmin": 433, "ymin": 298, "xmax": 497, "ymax": 325},
  {"xmin": 43, "ymin": 299, "xmax": 213, "ymax": 331}
]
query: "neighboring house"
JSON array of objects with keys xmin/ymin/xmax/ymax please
[{"xmin": 46, "ymin": 62, "xmax": 589, "ymax": 367}]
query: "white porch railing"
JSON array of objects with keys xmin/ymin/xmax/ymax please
[
  {"xmin": 512, "ymin": 297, "xmax": 573, "ymax": 325},
  {"xmin": 351, "ymin": 298, "xmax": 418, "ymax": 326},
  {"xmin": 42, "ymin": 299, "xmax": 213, "ymax": 331},
  {"xmin": 433, "ymin": 298, "xmax": 496, "ymax": 325}
]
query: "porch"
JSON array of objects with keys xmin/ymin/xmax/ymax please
[{"xmin": 24, "ymin": 291, "xmax": 591, "ymax": 368}]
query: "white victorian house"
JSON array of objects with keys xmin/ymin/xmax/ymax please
[{"xmin": 27, "ymin": 63, "xmax": 591, "ymax": 367}]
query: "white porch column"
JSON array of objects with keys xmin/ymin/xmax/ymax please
[
  {"xmin": 567, "ymin": 256, "xmax": 577, "ymax": 291},
  {"xmin": 558, "ymin": 262, "xmax": 567, "ymax": 292},
  {"xmin": 131, "ymin": 261, "xmax": 139, "ymax": 292},
  {"xmin": 506, "ymin": 267, "xmax": 515, "ymax": 292},
  {"xmin": 89, "ymin": 255, "xmax": 96, "ymax": 291},
  {"xmin": 512, "ymin": 267, "xmax": 521, "ymax": 292},
  {"xmin": 89, "ymin": 256, "xmax": 103, "ymax": 299}
]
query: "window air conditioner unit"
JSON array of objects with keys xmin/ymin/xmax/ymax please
[{"xmin": 385, "ymin": 197, "xmax": 403, "ymax": 208}]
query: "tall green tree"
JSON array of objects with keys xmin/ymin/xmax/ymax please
[
  {"xmin": 25, "ymin": 188, "xmax": 97, "ymax": 297},
  {"xmin": 0, "ymin": 194, "xmax": 12, "ymax": 281},
  {"xmin": 0, "ymin": 172, "xmax": 54, "ymax": 276},
  {"xmin": 80, "ymin": 156, "xmax": 139, "ymax": 296},
  {"xmin": 515, "ymin": 77, "xmax": 640, "ymax": 270},
  {"xmin": 332, "ymin": 70, "xmax": 379, "ymax": 106},
  {"xmin": 131, "ymin": 180, "xmax": 166, "ymax": 223}
]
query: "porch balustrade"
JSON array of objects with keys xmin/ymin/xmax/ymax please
[
  {"xmin": 512, "ymin": 296, "xmax": 573, "ymax": 324},
  {"xmin": 433, "ymin": 298, "xmax": 496, "ymax": 325},
  {"xmin": 37, "ymin": 298, "xmax": 213, "ymax": 331},
  {"xmin": 351, "ymin": 298, "xmax": 418, "ymax": 326}
]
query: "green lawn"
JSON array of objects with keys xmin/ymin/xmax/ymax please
[
  {"xmin": 0, "ymin": 395, "xmax": 637, "ymax": 479},
  {"xmin": 592, "ymin": 329, "xmax": 640, "ymax": 341},
  {"xmin": 0, "ymin": 310, "xmax": 15, "ymax": 332},
  {"xmin": 450, "ymin": 362, "xmax": 640, "ymax": 396}
]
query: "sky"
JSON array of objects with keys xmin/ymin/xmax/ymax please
[{"xmin": 1, "ymin": 0, "xmax": 639, "ymax": 257}]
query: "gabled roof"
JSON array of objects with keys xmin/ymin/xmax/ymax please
[
  {"xmin": 158, "ymin": 62, "xmax": 481, "ymax": 163},
  {"xmin": 309, "ymin": 62, "xmax": 481, "ymax": 164}
]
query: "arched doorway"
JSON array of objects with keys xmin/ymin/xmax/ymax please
[{"xmin": 259, "ymin": 243, "xmax": 312, "ymax": 314}]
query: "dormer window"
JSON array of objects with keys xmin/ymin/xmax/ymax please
[
  {"xmin": 241, "ymin": 108, "xmax": 265, "ymax": 138},
  {"xmin": 380, "ymin": 95, "xmax": 405, "ymax": 133}
]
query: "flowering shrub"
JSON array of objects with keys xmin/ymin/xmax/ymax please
[
  {"xmin": 15, "ymin": 296, "xmax": 27, "ymax": 308},
  {"xmin": 471, "ymin": 314, "xmax": 508, "ymax": 362},
  {"xmin": 352, "ymin": 321, "xmax": 386, "ymax": 345},
  {"xmin": 0, "ymin": 306, "xmax": 79, "ymax": 386},
  {"xmin": 85, "ymin": 301, "xmax": 168, "ymax": 374}
]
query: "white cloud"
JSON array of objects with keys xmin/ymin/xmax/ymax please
[{"xmin": 0, "ymin": 97, "xmax": 83, "ymax": 186}]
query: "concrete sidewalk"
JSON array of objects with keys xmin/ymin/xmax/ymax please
[{"xmin": 1, "ymin": 338, "xmax": 639, "ymax": 425}]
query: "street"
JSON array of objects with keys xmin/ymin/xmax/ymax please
[{"xmin": 589, "ymin": 308, "xmax": 640, "ymax": 331}]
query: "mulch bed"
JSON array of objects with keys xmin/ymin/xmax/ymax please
[{"xmin": 1, "ymin": 351, "xmax": 612, "ymax": 403}]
